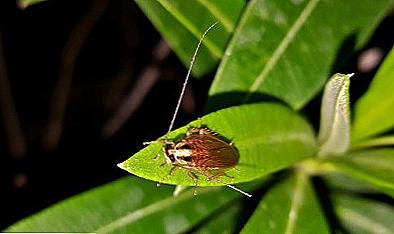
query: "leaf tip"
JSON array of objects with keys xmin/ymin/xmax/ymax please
[
  {"xmin": 347, "ymin": 73, "xmax": 355, "ymax": 78},
  {"xmin": 117, "ymin": 162, "xmax": 126, "ymax": 171}
]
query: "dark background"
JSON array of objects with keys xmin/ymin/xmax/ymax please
[{"xmin": 0, "ymin": 0, "xmax": 392, "ymax": 230}]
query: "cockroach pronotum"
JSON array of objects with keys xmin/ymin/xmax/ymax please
[{"xmin": 145, "ymin": 22, "xmax": 252, "ymax": 197}]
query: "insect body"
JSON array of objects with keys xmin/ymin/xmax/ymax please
[
  {"xmin": 163, "ymin": 127, "xmax": 237, "ymax": 177},
  {"xmin": 144, "ymin": 22, "xmax": 251, "ymax": 197},
  {"xmin": 159, "ymin": 127, "xmax": 252, "ymax": 197}
]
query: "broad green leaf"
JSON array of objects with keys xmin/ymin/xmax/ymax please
[
  {"xmin": 194, "ymin": 201, "xmax": 243, "ymax": 234},
  {"xmin": 333, "ymin": 193, "xmax": 394, "ymax": 234},
  {"xmin": 135, "ymin": 0, "xmax": 245, "ymax": 77},
  {"xmin": 208, "ymin": 0, "xmax": 393, "ymax": 109},
  {"xmin": 318, "ymin": 73, "xmax": 352, "ymax": 157},
  {"xmin": 119, "ymin": 103, "xmax": 316, "ymax": 187},
  {"xmin": 5, "ymin": 176, "xmax": 262, "ymax": 233},
  {"xmin": 325, "ymin": 148, "xmax": 394, "ymax": 197},
  {"xmin": 353, "ymin": 47, "xmax": 394, "ymax": 142},
  {"xmin": 241, "ymin": 173, "xmax": 330, "ymax": 234}
]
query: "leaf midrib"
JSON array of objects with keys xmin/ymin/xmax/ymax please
[
  {"xmin": 236, "ymin": 131, "xmax": 315, "ymax": 148},
  {"xmin": 247, "ymin": 0, "xmax": 320, "ymax": 95},
  {"xmin": 284, "ymin": 173, "xmax": 306, "ymax": 234}
]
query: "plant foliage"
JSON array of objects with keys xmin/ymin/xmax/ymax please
[{"xmin": 6, "ymin": 0, "xmax": 394, "ymax": 233}]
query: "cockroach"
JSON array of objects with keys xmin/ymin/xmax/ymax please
[
  {"xmin": 145, "ymin": 22, "xmax": 252, "ymax": 197},
  {"xmin": 159, "ymin": 127, "xmax": 252, "ymax": 197}
]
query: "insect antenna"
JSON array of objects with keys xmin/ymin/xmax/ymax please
[
  {"xmin": 208, "ymin": 176, "xmax": 252, "ymax": 197},
  {"xmin": 142, "ymin": 22, "xmax": 218, "ymax": 147},
  {"xmin": 167, "ymin": 21, "xmax": 218, "ymax": 134},
  {"xmin": 225, "ymin": 184, "xmax": 252, "ymax": 197},
  {"xmin": 189, "ymin": 169, "xmax": 252, "ymax": 197}
]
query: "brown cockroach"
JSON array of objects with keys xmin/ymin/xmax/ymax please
[
  {"xmin": 159, "ymin": 127, "xmax": 251, "ymax": 197},
  {"xmin": 145, "ymin": 22, "xmax": 252, "ymax": 197}
]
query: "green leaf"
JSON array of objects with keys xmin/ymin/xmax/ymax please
[
  {"xmin": 323, "ymin": 172, "xmax": 380, "ymax": 194},
  {"xmin": 5, "ymin": 176, "xmax": 262, "ymax": 233},
  {"xmin": 352, "ymin": 47, "xmax": 394, "ymax": 142},
  {"xmin": 333, "ymin": 193, "xmax": 394, "ymax": 234},
  {"xmin": 318, "ymin": 73, "xmax": 352, "ymax": 157},
  {"xmin": 208, "ymin": 0, "xmax": 393, "ymax": 109},
  {"xmin": 134, "ymin": 0, "xmax": 245, "ymax": 77},
  {"xmin": 240, "ymin": 173, "xmax": 330, "ymax": 234},
  {"xmin": 119, "ymin": 103, "xmax": 316, "ymax": 186},
  {"xmin": 325, "ymin": 148, "xmax": 394, "ymax": 197},
  {"xmin": 352, "ymin": 135, "xmax": 394, "ymax": 150},
  {"xmin": 193, "ymin": 201, "xmax": 243, "ymax": 234}
]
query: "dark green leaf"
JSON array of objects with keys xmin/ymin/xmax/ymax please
[
  {"xmin": 208, "ymin": 0, "xmax": 393, "ymax": 109},
  {"xmin": 134, "ymin": 0, "xmax": 245, "ymax": 77},
  {"xmin": 318, "ymin": 73, "xmax": 352, "ymax": 156},
  {"xmin": 193, "ymin": 201, "xmax": 243, "ymax": 234},
  {"xmin": 323, "ymin": 172, "xmax": 380, "ymax": 194},
  {"xmin": 333, "ymin": 193, "xmax": 394, "ymax": 234},
  {"xmin": 353, "ymin": 47, "xmax": 394, "ymax": 142},
  {"xmin": 241, "ymin": 173, "xmax": 330, "ymax": 234},
  {"xmin": 325, "ymin": 148, "xmax": 394, "ymax": 197},
  {"xmin": 5, "ymin": 176, "xmax": 262, "ymax": 233},
  {"xmin": 119, "ymin": 103, "xmax": 316, "ymax": 186}
]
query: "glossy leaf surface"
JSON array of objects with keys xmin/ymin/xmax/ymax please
[
  {"xmin": 6, "ymin": 176, "xmax": 262, "ymax": 233},
  {"xmin": 120, "ymin": 103, "xmax": 316, "ymax": 186},
  {"xmin": 208, "ymin": 0, "xmax": 393, "ymax": 109}
]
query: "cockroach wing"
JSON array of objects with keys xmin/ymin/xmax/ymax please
[{"xmin": 187, "ymin": 134, "xmax": 238, "ymax": 169}]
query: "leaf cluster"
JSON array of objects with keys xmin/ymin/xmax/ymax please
[{"xmin": 6, "ymin": 0, "xmax": 394, "ymax": 233}]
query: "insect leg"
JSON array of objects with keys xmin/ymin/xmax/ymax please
[
  {"xmin": 186, "ymin": 127, "xmax": 199, "ymax": 137},
  {"xmin": 157, "ymin": 166, "xmax": 178, "ymax": 187},
  {"xmin": 186, "ymin": 170, "xmax": 199, "ymax": 195},
  {"xmin": 142, "ymin": 140, "xmax": 163, "ymax": 160},
  {"xmin": 204, "ymin": 170, "xmax": 226, "ymax": 181},
  {"xmin": 202, "ymin": 171, "xmax": 252, "ymax": 198},
  {"xmin": 160, "ymin": 139, "xmax": 175, "ymax": 146}
]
